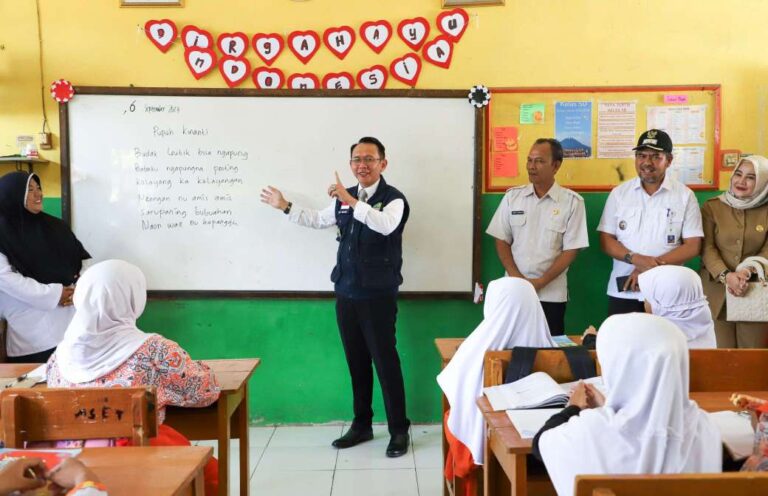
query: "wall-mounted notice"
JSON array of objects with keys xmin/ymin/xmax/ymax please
[
  {"xmin": 520, "ymin": 103, "xmax": 545, "ymax": 124},
  {"xmin": 597, "ymin": 101, "xmax": 636, "ymax": 159},
  {"xmin": 670, "ymin": 145, "xmax": 707, "ymax": 185},
  {"xmin": 554, "ymin": 101, "xmax": 592, "ymax": 159},
  {"xmin": 646, "ymin": 104, "xmax": 706, "ymax": 145}
]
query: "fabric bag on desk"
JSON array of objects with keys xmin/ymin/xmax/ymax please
[{"xmin": 726, "ymin": 256, "xmax": 768, "ymax": 322}]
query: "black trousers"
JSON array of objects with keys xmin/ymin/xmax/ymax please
[
  {"xmin": 540, "ymin": 301, "xmax": 566, "ymax": 336},
  {"xmin": 607, "ymin": 296, "xmax": 645, "ymax": 316},
  {"xmin": 6, "ymin": 347, "xmax": 55, "ymax": 364},
  {"xmin": 336, "ymin": 294, "xmax": 410, "ymax": 435}
]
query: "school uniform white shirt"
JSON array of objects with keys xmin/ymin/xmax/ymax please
[
  {"xmin": 0, "ymin": 252, "xmax": 74, "ymax": 357},
  {"xmin": 485, "ymin": 182, "xmax": 589, "ymax": 303},
  {"xmin": 288, "ymin": 179, "xmax": 405, "ymax": 235},
  {"xmin": 597, "ymin": 175, "xmax": 703, "ymax": 301}
]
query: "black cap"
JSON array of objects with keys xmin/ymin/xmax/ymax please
[{"xmin": 632, "ymin": 129, "xmax": 673, "ymax": 153}]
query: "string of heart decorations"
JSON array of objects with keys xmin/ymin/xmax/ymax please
[{"xmin": 143, "ymin": 9, "xmax": 469, "ymax": 90}]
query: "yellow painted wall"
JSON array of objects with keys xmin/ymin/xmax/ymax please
[{"xmin": 1, "ymin": 0, "xmax": 767, "ymax": 192}]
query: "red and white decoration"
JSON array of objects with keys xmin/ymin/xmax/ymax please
[
  {"xmin": 437, "ymin": 8, "xmax": 469, "ymax": 42},
  {"xmin": 287, "ymin": 30, "xmax": 320, "ymax": 65},
  {"xmin": 217, "ymin": 32, "xmax": 249, "ymax": 58},
  {"xmin": 252, "ymin": 33, "xmax": 284, "ymax": 66},
  {"xmin": 356, "ymin": 65, "xmax": 388, "ymax": 90},
  {"xmin": 359, "ymin": 20, "xmax": 392, "ymax": 54},
  {"xmin": 397, "ymin": 17, "xmax": 430, "ymax": 51},
  {"xmin": 145, "ymin": 9, "xmax": 468, "ymax": 89},
  {"xmin": 422, "ymin": 35, "xmax": 453, "ymax": 69},
  {"xmin": 185, "ymin": 48, "xmax": 217, "ymax": 79},
  {"xmin": 218, "ymin": 56, "xmax": 251, "ymax": 88},
  {"xmin": 181, "ymin": 25, "xmax": 213, "ymax": 49},
  {"xmin": 252, "ymin": 67, "xmax": 285, "ymax": 89},
  {"xmin": 50, "ymin": 80, "xmax": 75, "ymax": 103},
  {"xmin": 288, "ymin": 73, "xmax": 320, "ymax": 90},
  {"xmin": 145, "ymin": 19, "xmax": 177, "ymax": 53}
]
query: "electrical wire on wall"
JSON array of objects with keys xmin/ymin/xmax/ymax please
[{"xmin": 35, "ymin": 0, "xmax": 51, "ymax": 145}]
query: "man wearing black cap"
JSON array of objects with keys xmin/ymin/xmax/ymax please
[{"xmin": 597, "ymin": 129, "xmax": 703, "ymax": 315}]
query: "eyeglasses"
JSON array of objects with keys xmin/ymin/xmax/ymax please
[
  {"xmin": 635, "ymin": 151, "xmax": 667, "ymax": 162},
  {"xmin": 349, "ymin": 156, "xmax": 382, "ymax": 166}
]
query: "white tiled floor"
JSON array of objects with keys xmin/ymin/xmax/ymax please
[{"xmin": 195, "ymin": 423, "xmax": 443, "ymax": 496}]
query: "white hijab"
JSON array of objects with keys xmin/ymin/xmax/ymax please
[
  {"xmin": 539, "ymin": 313, "xmax": 721, "ymax": 496},
  {"xmin": 719, "ymin": 155, "xmax": 768, "ymax": 210},
  {"xmin": 55, "ymin": 260, "xmax": 152, "ymax": 383},
  {"xmin": 638, "ymin": 265, "xmax": 717, "ymax": 349},
  {"xmin": 436, "ymin": 277, "xmax": 556, "ymax": 465}
]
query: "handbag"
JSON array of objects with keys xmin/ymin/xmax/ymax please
[{"xmin": 726, "ymin": 256, "xmax": 768, "ymax": 322}]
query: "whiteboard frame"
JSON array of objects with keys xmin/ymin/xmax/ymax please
[{"xmin": 59, "ymin": 87, "xmax": 483, "ymax": 299}]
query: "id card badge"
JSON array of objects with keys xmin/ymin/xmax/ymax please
[{"xmin": 665, "ymin": 208, "xmax": 677, "ymax": 245}]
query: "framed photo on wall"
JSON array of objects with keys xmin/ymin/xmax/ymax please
[
  {"xmin": 442, "ymin": 0, "xmax": 504, "ymax": 6},
  {"xmin": 121, "ymin": 0, "xmax": 182, "ymax": 6}
]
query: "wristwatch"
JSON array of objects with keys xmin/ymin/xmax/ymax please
[
  {"xmin": 623, "ymin": 251, "xmax": 634, "ymax": 264},
  {"xmin": 283, "ymin": 201, "xmax": 293, "ymax": 215},
  {"xmin": 718, "ymin": 269, "xmax": 731, "ymax": 284}
]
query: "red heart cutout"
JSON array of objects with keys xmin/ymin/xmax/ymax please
[
  {"xmin": 288, "ymin": 73, "xmax": 320, "ymax": 90},
  {"xmin": 389, "ymin": 54, "xmax": 421, "ymax": 87},
  {"xmin": 287, "ymin": 30, "xmax": 320, "ymax": 65},
  {"xmin": 252, "ymin": 67, "xmax": 285, "ymax": 89},
  {"xmin": 218, "ymin": 56, "xmax": 251, "ymax": 88},
  {"xmin": 181, "ymin": 25, "xmax": 213, "ymax": 49},
  {"xmin": 436, "ymin": 8, "xmax": 469, "ymax": 42},
  {"xmin": 422, "ymin": 35, "xmax": 453, "ymax": 69},
  {"xmin": 323, "ymin": 26, "xmax": 356, "ymax": 60},
  {"xmin": 144, "ymin": 19, "xmax": 177, "ymax": 53},
  {"xmin": 359, "ymin": 20, "xmax": 392, "ymax": 54},
  {"xmin": 184, "ymin": 48, "xmax": 217, "ymax": 80},
  {"xmin": 252, "ymin": 33, "xmax": 284, "ymax": 66},
  {"xmin": 397, "ymin": 17, "xmax": 430, "ymax": 51},
  {"xmin": 322, "ymin": 72, "xmax": 354, "ymax": 90},
  {"xmin": 217, "ymin": 32, "xmax": 249, "ymax": 58},
  {"xmin": 356, "ymin": 65, "xmax": 388, "ymax": 90}
]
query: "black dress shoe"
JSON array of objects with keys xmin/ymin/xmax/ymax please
[
  {"xmin": 332, "ymin": 428, "xmax": 374, "ymax": 449},
  {"xmin": 385, "ymin": 433, "xmax": 410, "ymax": 458}
]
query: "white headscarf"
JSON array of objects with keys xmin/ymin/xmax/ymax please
[
  {"xmin": 436, "ymin": 277, "xmax": 556, "ymax": 465},
  {"xmin": 719, "ymin": 155, "xmax": 768, "ymax": 210},
  {"xmin": 54, "ymin": 260, "xmax": 152, "ymax": 383},
  {"xmin": 638, "ymin": 265, "xmax": 717, "ymax": 349},
  {"xmin": 539, "ymin": 313, "xmax": 721, "ymax": 496}
]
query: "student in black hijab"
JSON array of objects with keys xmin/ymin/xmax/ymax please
[{"xmin": 0, "ymin": 171, "xmax": 90, "ymax": 362}]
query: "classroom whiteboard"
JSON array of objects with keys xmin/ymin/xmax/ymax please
[{"xmin": 62, "ymin": 90, "xmax": 478, "ymax": 294}]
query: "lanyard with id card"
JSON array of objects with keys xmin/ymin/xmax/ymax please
[{"xmin": 665, "ymin": 208, "xmax": 677, "ymax": 245}]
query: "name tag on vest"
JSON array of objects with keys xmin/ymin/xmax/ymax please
[
  {"xmin": 339, "ymin": 203, "xmax": 351, "ymax": 213},
  {"xmin": 510, "ymin": 210, "xmax": 524, "ymax": 215}
]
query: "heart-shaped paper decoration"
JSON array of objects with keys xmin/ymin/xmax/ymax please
[
  {"xmin": 322, "ymin": 72, "xmax": 354, "ymax": 90},
  {"xmin": 288, "ymin": 30, "xmax": 320, "ymax": 65},
  {"xmin": 323, "ymin": 26, "xmax": 355, "ymax": 60},
  {"xmin": 359, "ymin": 20, "xmax": 392, "ymax": 54},
  {"xmin": 184, "ymin": 48, "xmax": 217, "ymax": 80},
  {"xmin": 397, "ymin": 17, "xmax": 430, "ymax": 51},
  {"xmin": 144, "ymin": 19, "xmax": 177, "ymax": 53},
  {"xmin": 181, "ymin": 25, "xmax": 213, "ymax": 49},
  {"xmin": 252, "ymin": 33, "xmax": 284, "ymax": 66},
  {"xmin": 356, "ymin": 65, "xmax": 388, "ymax": 90},
  {"xmin": 288, "ymin": 73, "xmax": 320, "ymax": 90},
  {"xmin": 252, "ymin": 67, "xmax": 285, "ymax": 89},
  {"xmin": 218, "ymin": 56, "xmax": 251, "ymax": 88},
  {"xmin": 422, "ymin": 35, "xmax": 453, "ymax": 69},
  {"xmin": 436, "ymin": 8, "xmax": 469, "ymax": 42},
  {"xmin": 217, "ymin": 32, "xmax": 249, "ymax": 58},
  {"xmin": 389, "ymin": 54, "xmax": 421, "ymax": 87}
]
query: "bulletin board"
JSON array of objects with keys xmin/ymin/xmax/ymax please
[{"xmin": 485, "ymin": 85, "xmax": 721, "ymax": 192}]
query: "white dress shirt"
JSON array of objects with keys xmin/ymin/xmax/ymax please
[
  {"xmin": 597, "ymin": 175, "xmax": 703, "ymax": 301},
  {"xmin": 0, "ymin": 252, "xmax": 74, "ymax": 356},
  {"xmin": 486, "ymin": 182, "xmax": 589, "ymax": 302},
  {"xmin": 288, "ymin": 179, "xmax": 405, "ymax": 235}
]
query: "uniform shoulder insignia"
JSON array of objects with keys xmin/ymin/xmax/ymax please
[{"xmin": 505, "ymin": 185, "xmax": 526, "ymax": 194}]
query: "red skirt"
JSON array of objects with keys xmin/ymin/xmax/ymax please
[{"xmin": 444, "ymin": 409, "xmax": 479, "ymax": 495}]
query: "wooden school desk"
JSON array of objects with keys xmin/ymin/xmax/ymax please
[
  {"xmin": 0, "ymin": 358, "xmax": 259, "ymax": 496},
  {"xmin": 79, "ymin": 446, "xmax": 212, "ymax": 496},
  {"xmin": 479, "ymin": 348, "xmax": 768, "ymax": 496}
]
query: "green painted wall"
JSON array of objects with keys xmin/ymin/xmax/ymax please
[{"xmin": 43, "ymin": 190, "xmax": 721, "ymax": 424}]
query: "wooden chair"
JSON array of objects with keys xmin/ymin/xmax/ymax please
[
  {"xmin": 1, "ymin": 387, "xmax": 157, "ymax": 447},
  {"xmin": 483, "ymin": 348, "xmax": 600, "ymax": 388},
  {"xmin": 574, "ymin": 472, "xmax": 768, "ymax": 495},
  {"xmin": 0, "ymin": 319, "xmax": 7, "ymax": 363}
]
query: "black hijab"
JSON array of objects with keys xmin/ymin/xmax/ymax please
[{"xmin": 0, "ymin": 172, "xmax": 90, "ymax": 285}]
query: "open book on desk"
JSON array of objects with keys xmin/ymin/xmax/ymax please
[{"xmin": 484, "ymin": 372, "xmax": 570, "ymax": 411}]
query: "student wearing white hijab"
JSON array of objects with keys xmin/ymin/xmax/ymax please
[
  {"xmin": 436, "ymin": 277, "xmax": 556, "ymax": 487},
  {"xmin": 534, "ymin": 313, "xmax": 721, "ymax": 496},
  {"xmin": 638, "ymin": 265, "xmax": 717, "ymax": 349}
]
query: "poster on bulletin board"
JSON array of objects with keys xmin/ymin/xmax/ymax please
[{"xmin": 485, "ymin": 85, "xmax": 721, "ymax": 192}]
